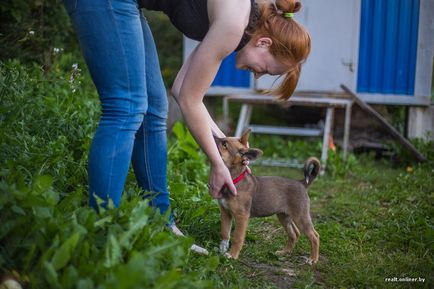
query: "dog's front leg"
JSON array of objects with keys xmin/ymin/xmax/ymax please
[
  {"xmin": 228, "ymin": 211, "xmax": 250, "ymax": 259},
  {"xmin": 219, "ymin": 206, "xmax": 232, "ymax": 254}
]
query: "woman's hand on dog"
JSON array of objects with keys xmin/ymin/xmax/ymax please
[{"xmin": 208, "ymin": 161, "xmax": 237, "ymax": 198}]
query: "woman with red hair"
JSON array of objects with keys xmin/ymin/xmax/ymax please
[{"xmin": 64, "ymin": 0, "xmax": 310, "ymax": 253}]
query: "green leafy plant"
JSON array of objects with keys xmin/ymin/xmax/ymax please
[
  {"xmin": 0, "ymin": 59, "xmax": 219, "ymax": 288},
  {"xmin": 167, "ymin": 122, "xmax": 221, "ymax": 241},
  {"xmin": 326, "ymin": 149, "xmax": 359, "ymax": 178}
]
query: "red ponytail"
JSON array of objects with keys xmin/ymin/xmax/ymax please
[{"xmin": 253, "ymin": 0, "xmax": 311, "ymax": 100}]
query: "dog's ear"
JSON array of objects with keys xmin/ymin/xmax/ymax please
[
  {"xmin": 243, "ymin": 148, "xmax": 263, "ymax": 160},
  {"xmin": 240, "ymin": 129, "xmax": 251, "ymax": 146}
]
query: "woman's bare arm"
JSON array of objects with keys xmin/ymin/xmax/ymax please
[
  {"xmin": 172, "ymin": 0, "xmax": 250, "ymax": 197},
  {"xmin": 172, "ymin": 48, "xmax": 225, "ymax": 138}
]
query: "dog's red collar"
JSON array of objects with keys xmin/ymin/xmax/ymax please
[{"xmin": 232, "ymin": 167, "xmax": 251, "ymax": 185}]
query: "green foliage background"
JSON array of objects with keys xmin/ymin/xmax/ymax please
[
  {"xmin": 0, "ymin": 0, "xmax": 182, "ymax": 86},
  {"xmin": 0, "ymin": 0, "xmax": 76, "ymax": 69},
  {"xmin": 0, "ymin": 60, "xmax": 222, "ymax": 288}
]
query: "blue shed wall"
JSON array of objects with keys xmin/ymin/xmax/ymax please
[
  {"xmin": 357, "ymin": 0, "xmax": 420, "ymax": 95},
  {"xmin": 212, "ymin": 53, "xmax": 250, "ymax": 88}
]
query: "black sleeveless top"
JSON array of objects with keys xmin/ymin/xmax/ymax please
[{"xmin": 139, "ymin": 0, "xmax": 259, "ymax": 51}]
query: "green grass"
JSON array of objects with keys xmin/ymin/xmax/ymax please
[
  {"xmin": 166, "ymin": 132, "xmax": 433, "ymax": 288},
  {"xmin": 197, "ymin": 156, "xmax": 433, "ymax": 289},
  {"xmin": 1, "ymin": 58, "xmax": 433, "ymax": 288}
]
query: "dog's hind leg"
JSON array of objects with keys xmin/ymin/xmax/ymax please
[
  {"xmin": 228, "ymin": 211, "xmax": 250, "ymax": 259},
  {"xmin": 293, "ymin": 215, "xmax": 320, "ymax": 265},
  {"xmin": 220, "ymin": 207, "xmax": 232, "ymax": 254},
  {"xmin": 276, "ymin": 213, "xmax": 299, "ymax": 254},
  {"xmin": 291, "ymin": 220, "xmax": 300, "ymax": 239}
]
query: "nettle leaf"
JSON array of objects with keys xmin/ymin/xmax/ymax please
[
  {"xmin": 206, "ymin": 256, "xmax": 220, "ymax": 270},
  {"xmin": 180, "ymin": 145, "xmax": 200, "ymax": 160},
  {"xmin": 190, "ymin": 196, "xmax": 201, "ymax": 202},
  {"xmin": 172, "ymin": 122, "xmax": 186, "ymax": 140},
  {"xmin": 110, "ymin": 252, "xmax": 148, "ymax": 287},
  {"xmin": 94, "ymin": 194, "xmax": 108, "ymax": 213},
  {"xmin": 59, "ymin": 265, "xmax": 79, "ymax": 288},
  {"xmin": 43, "ymin": 188, "xmax": 60, "ymax": 205},
  {"xmin": 43, "ymin": 261, "xmax": 60, "ymax": 288},
  {"xmin": 40, "ymin": 235, "xmax": 60, "ymax": 266},
  {"xmin": 154, "ymin": 269, "xmax": 182, "ymax": 289},
  {"xmin": 51, "ymin": 232, "xmax": 81, "ymax": 270},
  {"xmin": 169, "ymin": 183, "xmax": 188, "ymax": 195},
  {"xmin": 191, "ymin": 206, "xmax": 206, "ymax": 219},
  {"xmin": 146, "ymin": 239, "xmax": 182, "ymax": 256},
  {"xmin": 76, "ymin": 278, "xmax": 94, "ymax": 289},
  {"xmin": 120, "ymin": 215, "xmax": 148, "ymax": 249},
  {"xmin": 119, "ymin": 205, "xmax": 149, "ymax": 249},
  {"xmin": 11, "ymin": 204, "xmax": 26, "ymax": 215},
  {"xmin": 105, "ymin": 234, "xmax": 122, "ymax": 268},
  {"xmin": 32, "ymin": 206, "xmax": 53, "ymax": 219},
  {"xmin": 33, "ymin": 175, "xmax": 53, "ymax": 192},
  {"xmin": 184, "ymin": 130, "xmax": 199, "ymax": 149},
  {"xmin": 94, "ymin": 216, "xmax": 112, "ymax": 228}
]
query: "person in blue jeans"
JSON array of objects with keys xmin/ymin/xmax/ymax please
[{"xmin": 64, "ymin": 0, "xmax": 310, "ymax": 254}]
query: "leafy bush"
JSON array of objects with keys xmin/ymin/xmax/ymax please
[
  {"xmin": 0, "ymin": 58, "xmax": 97, "ymax": 195},
  {"xmin": 167, "ymin": 123, "xmax": 221, "ymax": 241},
  {"xmin": 0, "ymin": 59, "xmax": 220, "ymax": 288},
  {"xmin": 248, "ymin": 134, "xmax": 322, "ymax": 161},
  {"xmin": 0, "ymin": 1, "xmax": 182, "ymax": 87},
  {"xmin": 0, "ymin": 181, "xmax": 215, "ymax": 289}
]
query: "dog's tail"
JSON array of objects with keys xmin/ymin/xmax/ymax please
[{"xmin": 303, "ymin": 157, "xmax": 321, "ymax": 187}]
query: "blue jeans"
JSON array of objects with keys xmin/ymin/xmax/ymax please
[{"xmin": 64, "ymin": 0, "xmax": 170, "ymax": 216}]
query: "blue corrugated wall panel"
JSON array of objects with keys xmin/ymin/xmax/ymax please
[
  {"xmin": 408, "ymin": 0, "xmax": 420, "ymax": 94},
  {"xmin": 383, "ymin": 0, "xmax": 399, "ymax": 94},
  {"xmin": 212, "ymin": 52, "xmax": 250, "ymax": 88},
  {"xmin": 395, "ymin": 0, "xmax": 411, "ymax": 94},
  {"xmin": 357, "ymin": 0, "xmax": 420, "ymax": 95}
]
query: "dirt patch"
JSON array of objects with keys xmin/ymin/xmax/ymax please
[
  {"xmin": 243, "ymin": 220, "xmax": 325, "ymax": 288},
  {"xmin": 239, "ymin": 258, "xmax": 296, "ymax": 289}
]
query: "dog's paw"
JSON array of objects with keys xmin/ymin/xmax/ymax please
[
  {"xmin": 219, "ymin": 240, "xmax": 229, "ymax": 254},
  {"xmin": 302, "ymin": 256, "xmax": 317, "ymax": 266}
]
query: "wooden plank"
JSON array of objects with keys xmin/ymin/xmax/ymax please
[
  {"xmin": 343, "ymin": 103, "xmax": 353, "ymax": 160},
  {"xmin": 225, "ymin": 94, "xmax": 352, "ymax": 107},
  {"xmin": 356, "ymin": 93, "xmax": 430, "ymax": 106},
  {"xmin": 253, "ymin": 158, "xmax": 304, "ymax": 168},
  {"xmin": 341, "ymin": 84, "xmax": 427, "ymax": 162},
  {"xmin": 249, "ymin": 125, "xmax": 322, "ymax": 136}
]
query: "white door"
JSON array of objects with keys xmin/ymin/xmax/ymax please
[{"xmin": 256, "ymin": 0, "xmax": 361, "ymax": 93}]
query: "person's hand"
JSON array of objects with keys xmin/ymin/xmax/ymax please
[{"xmin": 208, "ymin": 161, "xmax": 237, "ymax": 198}]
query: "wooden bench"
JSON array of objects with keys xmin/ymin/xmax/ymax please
[{"xmin": 222, "ymin": 94, "xmax": 353, "ymax": 171}]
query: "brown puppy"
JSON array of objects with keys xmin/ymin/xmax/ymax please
[{"xmin": 215, "ymin": 129, "xmax": 321, "ymax": 265}]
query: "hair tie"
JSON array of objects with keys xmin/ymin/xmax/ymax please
[{"xmin": 283, "ymin": 12, "xmax": 294, "ymax": 18}]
